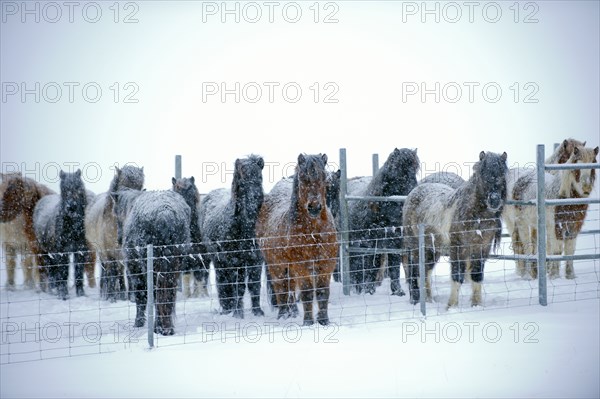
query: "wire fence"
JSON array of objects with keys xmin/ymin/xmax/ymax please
[
  {"xmin": 1, "ymin": 145, "xmax": 599, "ymax": 364},
  {"xmin": 1, "ymin": 211, "xmax": 598, "ymax": 364}
]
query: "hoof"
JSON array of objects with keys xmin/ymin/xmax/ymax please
[
  {"xmin": 155, "ymin": 326, "xmax": 175, "ymax": 336},
  {"xmin": 252, "ymin": 308, "xmax": 264, "ymax": 317},
  {"xmin": 566, "ymin": 274, "xmax": 576, "ymax": 280},
  {"xmin": 134, "ymin": 318, "xmax": 146, "ymax": 328},
  {"xmin": 391, "ymin": 288, "xmax": 406, "ymax": 297},
  {"xmin": 232, "ymin": 309, "xmax": 244, "ymax": 319},
  {"xmin": 76, "ymin": 288, "xmax": 85, "ymax": 297},
  {"xmin": 317, "ymin": 314, "xmax": 330, "ymax": 326},
  {"xmin": 303, "ymin": 319, "xmax": 314, "ymax": 327}
]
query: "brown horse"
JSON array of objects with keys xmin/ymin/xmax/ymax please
[
  {"xmin": 257, "ymin": 154, "xmax": 338, "ymax": 326},
  {"xmin": 1, "ymin": 173, "xmax": 54, "ymax": 289}
]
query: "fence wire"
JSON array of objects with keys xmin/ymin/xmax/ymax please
[{"xmin": 1, "ymin": 207, "xmax": 599, "ymax": 364}]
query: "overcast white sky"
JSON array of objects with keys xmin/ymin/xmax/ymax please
[{"xmin": 1, "ymin": 1, "xmax": 598, "ymax": 194}]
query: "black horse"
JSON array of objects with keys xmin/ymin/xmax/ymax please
[
  {"xmin": 172, "ymin": 176, "xmax": 209, "ymax": 298},
  {"xmin": 33, "ymin": 170, "xmax": 90, "ymax": 300},
  {"xmin": 348, "ymin": 148, "xmax": 420, "ymax": 296},
  {"xmin": 199, "ymin": 155, "xmax": 265, "ymax": 318}
]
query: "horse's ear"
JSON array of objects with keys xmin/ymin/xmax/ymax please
[
  {"xmin": 190, "ymin": 176, "xmax": 195, "ymax": 184},
  {"xmin": 501, "ymin": 152, "xmax": 507, "ymax": 162},
  {"xmin": 582, "ymin": 141, "xmax": 587, "ymax": 146},
  {"xmin": 594, "ymin": 146, "xmax": 599, "ymax": 156},
  {"xmin": 115, "ymin": 166, "xmax": 121, "ymax": 174},
  {"xmin": 59, "ymin": 170, "xmax": 65, "ymax": 179},
  {"xmin": 562, "ymin": 139, "xmax": 569, "ymax": 150},
  {"xmin": 335, "ymin": 169, "xmax": 341, "ymax": 178},
  {"xmin": 479, "ymin": 151, "xmax": 486, "ymax": 161},
  {"xmin": 321, "ymin": 153, "xmax": 328, "ymax": 165},
  {"xmin": 75, "ymin": 169, "xmax": 82, "ymax": 178},
  {"xmin": 256, "ymin": 157, "xmax": 264, "ymax": 170},
  {"xmin": 172, "ymin": 177, "xmax": 177, "ymax": 186},
  {"xmin": 298, "ymin": 154, "xmax": 306, "ymax": 166}
]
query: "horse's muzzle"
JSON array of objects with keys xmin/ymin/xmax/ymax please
[
  {"xmin": 487, "ymin": 192, "xmax": 503, "ymax": 211},
  {"xmin": 307, "ymin": 203, "xmax": 322, "ymax": 218}
]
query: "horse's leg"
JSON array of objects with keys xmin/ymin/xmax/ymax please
[
  {"xmin": 214, "ymin": 260, "xmax": 234, "ymax": 315},
  {"xmin": 193, "ymin": 266, "xmax": 209, "ymax": 297},
  {"xmin": 247, "ymin": 254, "xmax": 264, "ymax": 316},
  {"xmin": 4, "ymin": 243, "xmax": 17, "ymax": 290},
  {"xmin": 36, "ymin": 252, "xmax": 49, "ymax": 293},
  {"xmin": 85, "ymin": 247, "xmax": 96, "ymax": 288},
  {"xmin": 564, "ymin": 238, "xmax": 577, "ymax": 279},
  {"xmin": 349, "ymin": 254, "xmax": 362, "ymax": 294},
  {"xmin": 270, "ymin": 265, "xmax": 291, "ymax": 319},
  {"xmin": 469, "ymin": 248, "xmax": 485, "ymax": 307},
  {"xmin": 22, "ymin": 251, "xmax": 37, "ymax": 289},
  {"xmin": 528, "ymin": 228, "xmax": 538, "ymax": 280},
  {"xmin": 73, "ymin": 252, "xmax": 86, "ymax": 297},
  {"xmin": 316, "ymin": 264, "xmax": 334, "ymax": 326},
  {"xmin": 364, "ymin": 253, "xmax": 379, "ymax": 294},
  {"xmin": 265, "ymin": 267, "xmax": 277, "ymax": 310},
  {"xmin": 154, "ymin": 262, "xmax": 177, "ymax": 336},
  {"xmin": 232, "ymin": 261, "xmax": 245, "ymax": 319},
  {"xmin": 407, "ymin": 248, "xmax": 420, "ymax": 305},
  {"xmin": 55, "ymin": 253, "xmax": 70, "ymax": 300},
  {"xmin": 547, "ymin": 236, "xmax": 562, "ymax": 279},
  {"xmin": 511, "ymin": 228, "xmax": 527, "ymax": 278},
  {"xmin": 182, "ymin": 272, "xmax": 192, "ymax": 299},
  {"xmin": 297, "ymin": 274, "xmax": 314, "ymax": 326},
  {"xmin": 127, "ymin": 257, "xmax": 147, "ymax": 328},
  {"xmin": 388, "ymin": 253, "xmax": 405, "ymax": 296},
  {"xmin": 448, "ymin": 245, "xmax": 466, "ymax": 309}
]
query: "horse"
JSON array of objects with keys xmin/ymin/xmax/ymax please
[
  {"xmin": 33, "ymin": 170, "xmax": 91, "ymax": 299},
  {"xmin": 257, "ymin": 153, "xmax": 338, "ymax": 326},
  {"xmin": 172, "ymin": 176, "xmax": 208, "ymax": 298},
  {"xmin": 347, "ymin": 148, "xmax": 420, "ymax": 296},
  {"xmin": 504, "ymin": 144, "xmax": 598, "ymax": 279},
  {"xmin": 112, "ymin": 188, "xmax": 191, "ymax": 335},
  {"xmin": 503, "ymin": 138, "xmax": 589, "ymax": 279},
  {"xmin": 85, "ymin": 165, "xmax": 144, "ymax": 301},
  {"xmin": 199, "ymin": 155, "xmax": 265, "ymax": 318},
  {"xmin": 1, "ymin": 173, "xmax": 54, "ymax": 290},
  {"xmin": 403, "ymin": 151, "xmax": 508, "ymax": 308},
  {"xmin": 546, "ymin": 138, "xmax": 586, "ymax": 165},
  {"xmin": 266, "ymin": 169, "xmax": 342, "ymax": 305},
  {"xmin": 419, "ymin": 171, "xmax": 465, "ymax": 189}
]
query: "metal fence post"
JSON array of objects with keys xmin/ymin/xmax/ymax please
[
  {"xmin": 536, "ymin": 145, "xmax": 548, "ymax": 306},
  {"xmin": 339, "ymin": 148, "xmax": 351, "ymax": 295},
  {"xmin": 175, "ymin": 155, "xmax": 182, "ymax": 179},
  {"xmin": 418, "ymin": 224, "xmax": 426, "ymax": 317},
  {"xmin": 147, "ymin": 244, "xmax": 155, "ymax": 348},
  {"xmin": 372, "ymin": 153, "xmax": 379, "ymax": 176}
]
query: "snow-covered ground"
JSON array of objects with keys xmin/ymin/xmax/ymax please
[{"xmin": 1, "ymin": 207, "xmax": 599, "ymax": 398}]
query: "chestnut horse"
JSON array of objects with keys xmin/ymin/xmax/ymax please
[
  {"xmin": 257, "ymin": 154, "xmax": 338, "ymax": 326},
  {"xmin": 1, "ymin": 173, "xmax": 54, "ymax": 289}
]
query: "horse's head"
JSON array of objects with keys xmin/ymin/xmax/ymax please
[
  {"xmin": 551, "ymin": 138, "xmax": 587, "ymax": 164},
  {"xmin": 114, "ymin": 165, "xmax": 145, "ymax": 191},
  {"xmin": 232, "ymin": 155, "xmax": 264, "ymax": 221},
  {"xmin": 172, "ymin": 176, "xmax": 200, "ymax": 210},
  {"xmin": 561, "ymin": 145, "xmax": 599, "ymax": 197},
  {"xmin": 60, "ymin": 169, "xmax": 87, "ymax": 216},
  {"xmin": 294, "ymin": 153, "xmax": 328, "ymax": 219},
  {"xmin": 0, "ymin": 173, "xmax": 44, "ymax": 222},
  {"xmin": 379, "ymin": 148, "xmax": 420, "ymax": 196},
  {"xmin": 326, "ymin": 169, "xmax": 341, "ymax": 219},
  {"xmin": 475, "ymin": 151, "xmax": 508, "ymax": 212}
]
